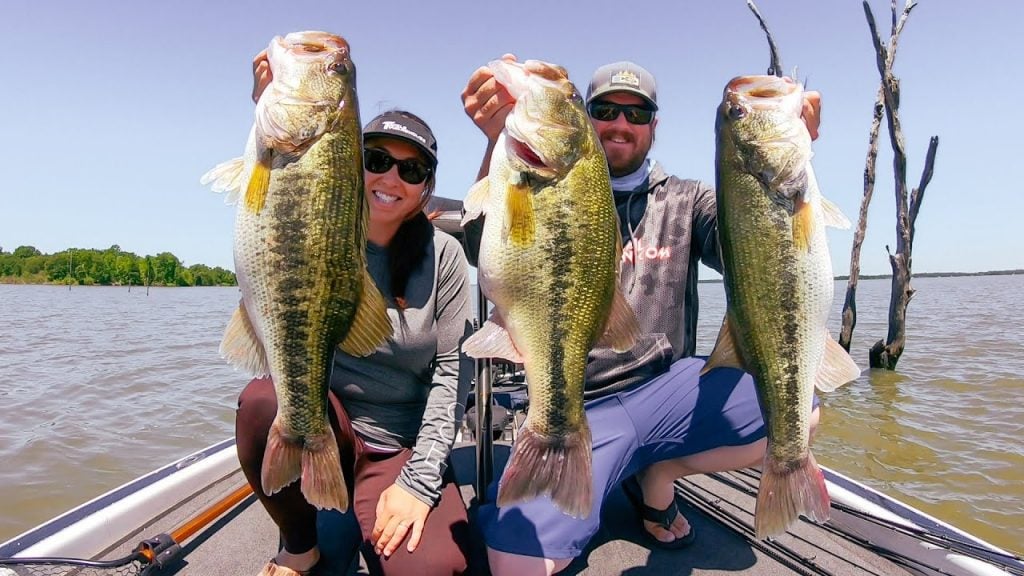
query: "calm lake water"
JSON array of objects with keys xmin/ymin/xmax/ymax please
[{"xmin": 0, "ymin": 276, "xmax": 1021, "ymax": 555}]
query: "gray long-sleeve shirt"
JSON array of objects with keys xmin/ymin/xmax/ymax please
[
  {"xmin": 329, "ymin": 229, "xmax": 474, "ymax": 506},
  {"xmin": 584, "ymin": 161, "xmax": 723, "ymax": 398}
]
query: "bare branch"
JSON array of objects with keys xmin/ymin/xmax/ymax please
[
  {"xmin": 909, "ymin": 136, "xmax": 939, "ymax": 250},
  {"xmin": 746, "ymin": 0, "xmax": 783, "ymax": 76}
]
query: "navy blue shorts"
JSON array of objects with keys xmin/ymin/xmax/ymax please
[{"xmin": 478, "ymin": 356, "xmax": 798, "ymax": 559}]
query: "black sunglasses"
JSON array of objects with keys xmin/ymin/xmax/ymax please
[
  {"xmin": 587, "ymin": 101, "xmax": 656, "ymax": 125},
  {"xmin": 363, "ymin": 147, "xmax": 433, "ymax": 185}
]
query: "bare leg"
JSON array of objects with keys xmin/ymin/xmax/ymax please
[
  {"xmin": 636, "ymin": 407, "xmax": 820, "ymax": 542},
  {"xmin": 486, "ymin": 548, "xmax": 572, "ymax": 576}
]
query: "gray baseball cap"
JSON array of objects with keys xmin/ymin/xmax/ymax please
[{"xmin": 586, "ymin": 61, "xmax": 658, "ymax": 111}]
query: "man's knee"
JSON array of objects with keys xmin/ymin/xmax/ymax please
[{"xmin": 486, "ymin": 547, "xmax": 572, "ymax": 576}]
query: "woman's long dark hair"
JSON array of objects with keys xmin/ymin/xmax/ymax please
[{"xmin": 374, "ymin": 110, "xmax": 437, "ymax": 309}]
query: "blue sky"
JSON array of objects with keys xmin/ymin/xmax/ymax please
[{"xmin": 1, "ymin": 1, "xmax": 1019, "ymax": 276}]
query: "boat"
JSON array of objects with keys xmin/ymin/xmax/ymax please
[
  {"xmin": 2, "ymin": 429, "xmax": 1021, "ymax": 576},
  {"xmin": 3, "ymin": 203, "xmax": 1022, "ymax": 576}
]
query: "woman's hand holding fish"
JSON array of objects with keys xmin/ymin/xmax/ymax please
[{"xmin": 371, "ymin": 483, "xmax": 430, "ymax": 557}]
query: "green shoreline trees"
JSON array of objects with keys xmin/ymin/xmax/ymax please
[{"xmin": 0, "ymin": 245, "xmax": 235, "ymax": 287}]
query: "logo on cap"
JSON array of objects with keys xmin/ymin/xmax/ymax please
[
  {"xmin": 381, "ymin": 120, "xmax": 427, "ymax": 145},
  {"xmin": 610, "ymin": 69, "xmax": 640, "ymax": 89}
]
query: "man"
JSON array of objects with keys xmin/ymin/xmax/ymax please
[{"xmin": 461, "ymin": 57, "xmax": 821, "ymax": 575}]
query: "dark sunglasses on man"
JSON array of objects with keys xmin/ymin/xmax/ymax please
[
  {"xmin": 363, "ymin": 147, "xmax": 433, "ymax": 185},
  {"xmin": 587, "ymin": 101, "xmax": 656, "ymax": 125}
]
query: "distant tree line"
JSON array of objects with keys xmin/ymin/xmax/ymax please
[{"xmin": 0, "ymin": 245, "xmax": 236, "ymax": 287}]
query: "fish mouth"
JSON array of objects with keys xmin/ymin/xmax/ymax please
[
  {"xmin": 271, "ymin": 31, "xmax": 352, "ymax": 76},
  {"xmin": 506, "ymin": 135, "xmax": 549, "ymax": 171},
  {"xmin": 727, "ymin": 75, "xmax": 802, "ymax": 113}
]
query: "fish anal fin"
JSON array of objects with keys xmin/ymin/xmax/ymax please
[
  {"xmin": 506, "ymin": 181, "xmax": 535, "ymax": 245},
  {"xmin": 338, "ymin": 270, "xmax": 394, "ymax": 357},
  {"xmin": 597, "ymin": 287, "xmax": 640, "ymax": 352},
  {"xmin": 815, "ymin": 333, "xmax": 861, "ymax": 392},
  {"xmin": 244, "ymin": 150, "xmax": 273, "ymax": 214},
  {"xmin": 702, "ymin": 316, "xmax": 746, "ymax": 375},
  {"xmin": 219, "ymin": 301, "xmax": 269, "ymax": 377},
  {"xmin": 792, "ymin": 196, "xmax": 814, "ymax": 252},
  {"xmin": 461, "ymin": 178, "xmax": 490, "ymax": 226},
  {"xmin": 462, "ymin": 315, "xmax": 523, "ymax": 363}
]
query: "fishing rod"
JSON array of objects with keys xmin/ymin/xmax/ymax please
[
  {"xmin": 723, "ymin": 468, "xmax": 1024, "ymax": 576},
  {"xmin": 0, "ymin": 482, "xmax": 254, "ymax": 576}
]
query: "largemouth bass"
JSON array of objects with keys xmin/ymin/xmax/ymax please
[
  {"xmin": 201, "ymin": 31, "xmax": 391, "ymax": 511},
  {"xmin": 461, "ymin": 59, "xmax": 638, "ymax": 518},
  {"xmin": 705, "ymin": 75, "xmax": 860, "ymax": 539}
]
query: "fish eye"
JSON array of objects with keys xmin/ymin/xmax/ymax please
[{"xmin": 728, "ymin": 104, "xmax": 747, "ymax": 120}]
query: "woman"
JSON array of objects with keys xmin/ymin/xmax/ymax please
[{"xmin": 236, "ymin": 54, "xmax": 476, "ymax": 576}]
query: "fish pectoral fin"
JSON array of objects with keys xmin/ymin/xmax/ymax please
[
  {"xmin": 462, "ymin": 316, "xmax": 524, "ymax": 363},
  {"xmin": 792, "ymin": 196, "xmax": 815, "ymax": 252},
  {"xmin": 219, "ymin": 301, "xmax": 269, "ymax": 377},
  {"xmin": 200, "ymin": 157, "xmax": 246, "ymax": 204},
  {"xmin": 244, "ymin": 149, "xmax": 273, "ymax": 214},
  {"xmin": 461, "ymin": 178, "xmax": 490, "ymax": 226},
  {"xmin": 597, "ymin": 287, "xmax": 640, "ymax": 353},
  {"xmin": 820, "ymin": 196, "xmax": 852, "ymax": 229},
  {"xmin": 338, "ymin": 270, "xmax": 394, "ymax": 357},
  {"xmin": 505, "ymin": 181, "xmax": 535, "ymax": 245},
  {"xmin": 701, "ymin": 316, "xmax": 746, "ymax": 375},
  {"xmin": 815, "ymin": 333, "xmax": 861, "ymax": 392}
]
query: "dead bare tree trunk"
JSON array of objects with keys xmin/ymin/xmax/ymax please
[
  {"xmin": 840, "ymin": 1, "xmax": 910, "ymax": 352},
  {"xmin": 861, "ymin": 0, "xmax": 939, "ymax": 369}
]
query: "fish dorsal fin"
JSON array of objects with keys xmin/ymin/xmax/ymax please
[
  {"xmin": 597, "ymin": 287, "xmax": 640, "ymax": 353},
  {"xmin": 815, "ymin": 332, "xmax": 861, "ymax": 392},
  {"xmin": 219, "ymin": 300, "xmax": 270, "ymax": 377},
  {"xmin": 462, "ymin": 314, "xmax": 524, "ymax": 363},
  {"xmin": 821, "ymin": 196, "xmax": 852, "ymax": 229},
  {"xmin": 338, "ymin": 270, "xmax": 394, "ymax": 357},
  {"xmin": 200, "ymin": 157, "xmax": 247, "ymax": 205},
  {"xmin": 461, "ymin": 178, "xmax": 490, "ymax": 226},
  {"xmin": 244, "ymin": 149, "xmax": 273, "ymax": 214},
  {"xmin": 701, "ymin": 316, "xmax": 746, "ymax": 375},
  {"xmin": 505, "ymin": 179, "xmax": 535, "ymax": 245}
]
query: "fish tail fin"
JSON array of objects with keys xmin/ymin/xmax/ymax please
[
  {"xmin": 754, "ymin": 449, "xmax": 830, "ymax": 539},
  {"xmin": 260, "ymin": 418, "xmax": 303, "ymax": 497},
  {"xmin": 299, "ymin": 427, "xmax": 349, "ymax": 512},
  {"xmin": 497, "ymin": 421, "xmax": 593, "ymax": 519}
]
